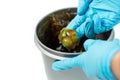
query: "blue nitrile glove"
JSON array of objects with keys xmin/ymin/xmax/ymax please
[
  {"xmin": 66, "ymin": 0, "xmax": 120, "ymax": 39},
  {"xmin": 52, "ymin": 39, "xmax": 120, "ymax": 80}
]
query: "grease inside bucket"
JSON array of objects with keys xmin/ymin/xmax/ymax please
[{"xmin": 37, "ymin": 9, "xmax": 112, "ymax": 53}]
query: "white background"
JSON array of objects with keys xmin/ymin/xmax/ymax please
[{"xmin": 0, "ymin": 0, "xmax": 78, "ymax": 80}]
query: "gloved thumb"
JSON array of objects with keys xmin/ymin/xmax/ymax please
[
  {"xmin": 83, "ymin": 39, "xmax": 96, "ymax": 51},
  {"xmin": 52, "ymin": 54, "xmax": 85, "ymax": 71}
]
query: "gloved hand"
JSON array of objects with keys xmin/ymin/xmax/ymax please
[
  {"xmin": 52, "ymin": 39, "xmax": 120, "ymax": 80},
  {"xmin": 66, "ymin": 0, "xmax": 120, "ymax": 39}
]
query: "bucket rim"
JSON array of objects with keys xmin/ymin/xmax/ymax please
[{"xmin": 34, "ymin": 7, "xmax": 115, "ymax": 57}]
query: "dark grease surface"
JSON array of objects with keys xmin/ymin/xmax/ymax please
[
  {"xmin": 38, "ymin": 9, "xmax": 111, "ymax": 53},
  {"xmin": 44, "ymin": 11, "xmax": 87, "ymax": 53}
]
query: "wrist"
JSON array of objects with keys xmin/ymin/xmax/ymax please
[
  {"xmin": 101, "ymin": 47, "xmax": 120, "ymax": 80},
  {"xmin": 111, "ymin": 51, "xmax": 120, "ymax": 80}
]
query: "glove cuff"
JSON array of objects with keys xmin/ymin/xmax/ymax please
[{"xmin": 102, "ymin": 47, "xmax": 120, "ymax": 80}]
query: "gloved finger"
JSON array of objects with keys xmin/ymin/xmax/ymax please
[
  {"xmin": 112, "ymin": 39, "xmax": 120, "ymax": 45},
  {"xmin": 76, "ymin": 18, "xmax": 94, "ymax": 39},
  {"xmin": 83, "ymin": 39, "xmax": 96, "ymax": 51},
  {"xmin": 84, "ymin": 18, "xmax": 95, "ymax": 38},
  {"xmin": 83, "ymin": 39, "xmax": 120, "ymax": 51},
  {"xmin": 93, "ymin": 15, "xmax": 102, "ymax": 34},
  {"xmin": 52, "ymin": 53, "xmax": 85, "ymax": 71},
  {"xmin": 66, "ymin": 15, "xmax": 85, "ymax": 30},
  {"xmin": 93, "ymin": 14, "xmax": 114, "ymax": 34},
  {"xmin": 77, "ymin": 0, "xmax": 93, "ymax": 15}
]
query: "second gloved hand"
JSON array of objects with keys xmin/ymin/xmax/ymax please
[
  {"xmin": 66, "ymin": 0, "xmax": 120, "ymax": 39},
  {"xmin": 52, "ymin": 39, "xmax": 120, "ymax": 80}
]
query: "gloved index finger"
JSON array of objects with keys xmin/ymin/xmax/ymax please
[
  {"xmin": 52, "ymin": 53, "xmax": 85, "ymax": 71},
  {"xmin": 83, "ymin": 39, "xmax": 96, "ymax": 51},
  {"xmin": 66, "ymin": 15, "xmax": 85, "ymax": 30}
]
